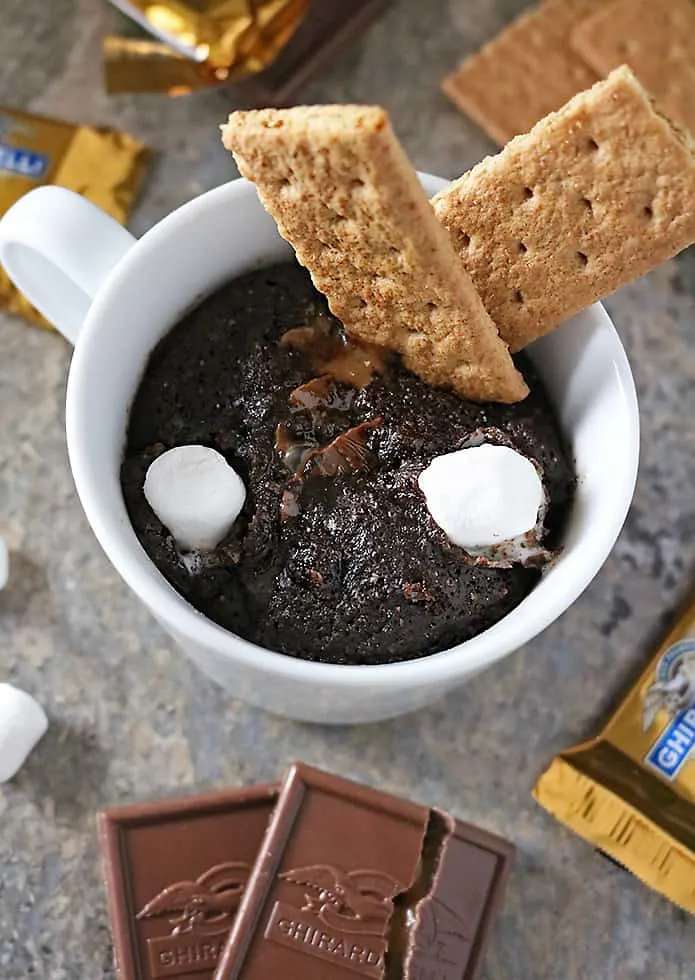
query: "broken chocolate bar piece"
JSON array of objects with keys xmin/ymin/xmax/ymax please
[
  {"xmin": 214, "ymin": 764, "xmax": 513, "ymax": 980},
  {"xmin": 98, "ymin": 783, "xmax": 278, "ymax": 980}
]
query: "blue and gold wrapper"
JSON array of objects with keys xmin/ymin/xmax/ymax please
[
  {"xmin": 534, "ymin": 592, "xmax": 695, "ymax": 913},
  {"xmin": 0, "ymin": 107, "xmax": 150, "ymax": 328}
]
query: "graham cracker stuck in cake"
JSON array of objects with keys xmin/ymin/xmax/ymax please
[{"xmin": 221, "ymin": 105, "xmax": 527, "ymax": 402}]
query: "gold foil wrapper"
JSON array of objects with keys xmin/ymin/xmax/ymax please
[
  {"xmin": 104, "ymin": 0, "xmax": 308, "ymax": 95},
  {"xmin": 534, "ymin": 591, "xmax": 695, "ymax": 913},
  {"xmin": 0, "ymin": 107, "xmax": 151, "ymax": 329}
]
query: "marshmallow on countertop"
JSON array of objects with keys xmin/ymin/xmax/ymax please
[
  {"xmin": 0, "ymin": 535, "xmax": 8, "ymax": 590},
  {"xmin": 144, "ymin": 445, "xmax": 246, "ymax": 552},
  {"xmin": 418, "ymin": 444, "xmax": 544, "ymax": 550},
  {"xmin": 0, "ymin": 683, "xmax": 48, "ymax": 782}
]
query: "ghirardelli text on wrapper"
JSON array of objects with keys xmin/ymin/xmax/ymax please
[
  {"xmin": 0, "ymin": 107, "xmax": 150, "ymax": 329},
  {"xmin": 534, "ymin": 591, "xmax": 695, "ymax": 914}
]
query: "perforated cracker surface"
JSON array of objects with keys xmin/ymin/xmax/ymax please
[{"xmin": 433, "ymin": 67, "xmax": 695, "ymax": 350}]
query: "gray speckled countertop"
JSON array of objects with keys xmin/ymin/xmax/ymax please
[{"xmin": 2, "ymin": 1, "xmax": 695, "ymax": 977}]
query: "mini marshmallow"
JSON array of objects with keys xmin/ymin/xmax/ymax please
[
  {"xmin": 0, "ymin": 536, "xmax": 7, "ymax": 590},
  {"xmin": 418, "ymin": 444, "xmax": 544, "ymax": 550},
  {"xmin": 0, "ymin": 683, "xmax": 48, "ymax": 782},
  {"xmin": 144, "ymin": 445, "xmax": 246, "ymax": 552}
]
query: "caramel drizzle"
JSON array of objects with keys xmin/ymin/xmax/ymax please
[{"xmin": 281, "ymin": 313, "xmax": 385, "ymax": 389}]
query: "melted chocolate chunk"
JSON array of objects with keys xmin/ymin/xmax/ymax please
[
  {"xmin": 121, "ymin": 261, "xmax": 574, "ymax": 665},
  {"xmin": 301, "ymin": 418, "xmax": 383, "ymax": 479}
]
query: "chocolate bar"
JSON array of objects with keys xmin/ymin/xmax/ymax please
[
  {"xmin": 98, "ymin": 783, "xmax": 278, "ymax": 980},
  {"xmin": 215, "ymin": 764, "xmax": 513, "ymax": 980}
]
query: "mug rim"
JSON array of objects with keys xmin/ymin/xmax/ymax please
[{"xmin": 66, "ymin": 176, "xmax": 640, "ymax": 690}]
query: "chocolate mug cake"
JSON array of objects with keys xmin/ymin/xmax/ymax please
[{"xmin": 121, "ymin": 261, "xmax": 573, "ymax": 666}]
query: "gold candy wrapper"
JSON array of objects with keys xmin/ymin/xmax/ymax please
[
  {"xmin": 104, "ymin": 0, "xmax": 308, "ymax": 95},
  {"xmin": 104, "ymin": 36, "xmax": 222, "ymax": 96},
  {"xmin": 534, "ymin": 591, "xmax": 695, "ymax": 913},
  {"xmin": 0, "ymin": 107, "xmax": 150, "ymax": 329}
]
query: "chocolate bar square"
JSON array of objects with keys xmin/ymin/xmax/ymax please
[{"xmin": 99, "ymin": 784, "xmax": 278, "ymax": 980}]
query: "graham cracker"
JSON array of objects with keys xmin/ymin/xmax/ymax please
[
  {"xmin": 540, "ymin": 0, "xmax": 608, "ymax": 23},
  {"xmin": 221, "ymin": 105, "xmax": 527, "ymax": 402},
  {"xmin": 571, "ymin": 0, "xmax": 695, "ymax": 137},
  {"xmin": 442, "ymin": 0, "xmax": 603, "ymax": 146},
  {"xmin": 433, "ymin": 66, "xmax": 695, "ymax": 351}
]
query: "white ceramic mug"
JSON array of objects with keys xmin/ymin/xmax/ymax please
[{"xmin": 0, "ymin": 176, "xmax": 640, "ymax": 724}]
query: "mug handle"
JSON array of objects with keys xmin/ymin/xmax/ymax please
[{"xmin": 0, "ymin": 186, "xmax": 136, "ymax": 345}]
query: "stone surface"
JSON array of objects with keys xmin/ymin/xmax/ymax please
[{"xmin": 1, "ymin": 0, "xmax": 695, "ymax": 977}]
